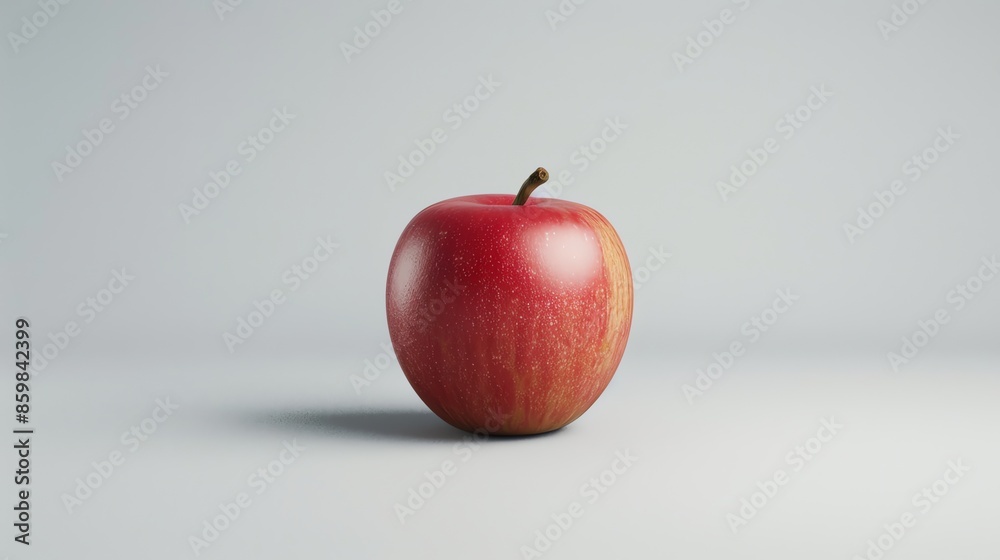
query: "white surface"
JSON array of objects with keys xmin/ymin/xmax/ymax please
[{"xmin": 30, "ymin": 352, "xmax": 1000, "ymax": 559}]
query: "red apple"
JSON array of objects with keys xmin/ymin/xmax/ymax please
[{"xmin": 386, "ymin": 168, "xmax": 633, "ymax": 435}]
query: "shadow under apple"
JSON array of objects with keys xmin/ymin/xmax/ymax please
[{"xmin": 226, "ymin": 407, "xmax": 567, "ymax": 442}]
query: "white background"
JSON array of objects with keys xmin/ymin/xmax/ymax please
[{"xmin": 1, "ymin": 0, "xmax": 998, "ymax": 558}]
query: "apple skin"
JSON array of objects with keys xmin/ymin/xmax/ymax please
[{"xmin": 386, "ymin": 193, "xmax": 633, "ymax": 435}]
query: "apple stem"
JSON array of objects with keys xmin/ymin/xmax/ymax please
[{"xmin": 512, "ymin": 167, "xmax": 549, "ymax": 206}]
